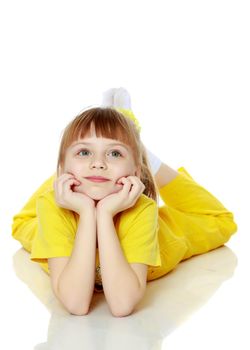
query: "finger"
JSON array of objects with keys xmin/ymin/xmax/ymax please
[
  {"xmin": 119, "ymin": 177, "xmax": 131, "ymax": 187},
  {"xmin": 59, "ymin": 179, "xmax": 79, "ymax": 205},
  {"xmin": 117, "ymin": 176, "xmax": 134, "ymax": 185},
  {"xmin": 126, "ymin": 176, "xmax": 141, "ymax": 189},
  {"xmin": 59, "ymin": 172, "xmax": 77, "ymax": 182},
  {"xmin": 62, "ymin": 178, "xmax": 81, "ymax": 197},
  {"xmin": 127, "ymin": 176, "xmax": 145, "ymax": 191},
  {"xmin": 116, "ymin": 176, "xmax": 126, "ymax": 185},
  {"xmin": 127, "ymin": 176, "xmax": 144, "ymax": 199},
  {"xmin": 55, "ymin": 176, "xmax": 79, "ymax": 202},
  {"xmin": 55, "ymin": 173, "xmax": 75, "ymax": 192},
  {"xmin": 57, "ymin": 173, "xmax": 80, "ymax": 192},
  {"xmin": 117, "ymin": 177, "xmax": 133, "ymax": 194}
]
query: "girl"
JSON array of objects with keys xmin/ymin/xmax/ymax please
[{"xmin": 11, "ymin": 88, "xmax": 237, "ymax": 318}]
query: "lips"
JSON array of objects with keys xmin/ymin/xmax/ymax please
[{"xmin": 85, "ymin": 176, "xmax": 110, "ymax": 183}]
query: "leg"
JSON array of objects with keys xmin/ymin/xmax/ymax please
[
  {"xmin": 154, "ymin": 163, "xmax": 179, "ymax": 189},
  {"xmin": 157, "ymin": 166, "xmax": 238, "ymax": 260}
]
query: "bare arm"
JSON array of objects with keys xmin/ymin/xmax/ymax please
[
  {"xmin": 56, "ymin": 208, "xmax": 97, "ymax": 315},
  {"xmin": 51, "ymin": 172, "xmax": 97, "ymax": 315},
  {"xmin": 97, "ymin": 211, "xmax": 145, "ymax": 317}
]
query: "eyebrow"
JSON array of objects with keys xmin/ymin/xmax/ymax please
[{"xmin": 71, "ymin": 141, "xmax": 129, "ymax": 151}]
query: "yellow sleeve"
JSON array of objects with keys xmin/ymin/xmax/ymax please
[
  {"xmin": 120, "ymin": 199, "xmax": 161, "ymax": 267},
  {"xmin": 30, "ymin": 193, "xmax": 75, "ymax": 263},
  {"xmin": 12, "ymin": 173, "xmax": 56, "ymax": 242}
]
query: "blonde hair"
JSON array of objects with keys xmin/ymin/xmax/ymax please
[{"xmin": 56, "ymin": 107, "xmax": 158, "ymax": 202}]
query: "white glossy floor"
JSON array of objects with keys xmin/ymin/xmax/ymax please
[{"xmin": 2, "ymin": 202, "xmax": 249, "ymax": 350}]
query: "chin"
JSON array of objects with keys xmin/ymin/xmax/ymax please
[
  {"xmin": 86, "ymin": 191, "xmax": 106, "ymax": 200},
  {"xmin": 76, "ymin": 190, "xmax": 104, "ymax": 200}
]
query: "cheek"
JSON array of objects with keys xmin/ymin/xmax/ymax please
[{"xmin": 64, "ymin": 162, "xmax": 83, "ymax": 175}]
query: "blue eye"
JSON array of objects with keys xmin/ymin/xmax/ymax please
[
  {"xmin": 110, "ymin": 150, "xmax": 122, "ymax": 158},
  {"xmin": 77, "ymin": 149, "xmax": 122, "ymax": 158},
  {"xmin": 78, "ymin": 149, "xmax": 90, "ymax": 156}
]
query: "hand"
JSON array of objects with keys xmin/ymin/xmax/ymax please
[
  {"xmin": 96, "ymin": 175, "xmax": 145, "ymax": 217},
  {"xmin": 53, "ymin": 172, "xmax": 96, "ymax": 215}
]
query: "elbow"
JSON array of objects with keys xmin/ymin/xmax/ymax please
[
  {"xmin": 111, "ymin": 304, "xmax": 134, "ymax": 318},
  {"xmin": 56, "ymin": 290, "xmax": 91, "ymax": 316},
  {"xmin": 109, "ymin": 285, "xmax": 146, "ymax": 317},
  {"xmin": 68, "ymin": 306, "xmax": 90, "ymax": 316},
  {"xmin": 107, "ymin": 295, "xmax": 135, "ymax": 317},
  {"xmin": 66, "ymin": 301, "xmax": 90, "ymax": 316},
  {"xmin": 69, "ymin": 301, "xmax": 134, "ymax": 317},
  {"xmin": 109, "ymin": 293, "xmax": 143, "ymax": 318},
  {"xmin": 55, "ymin": 282, "xmax": 92, "ymax": 316}
]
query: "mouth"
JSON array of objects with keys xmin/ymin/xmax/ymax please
[{"xmin": 85, "ymin": 176, "xmax": 110, "ymax": 183}]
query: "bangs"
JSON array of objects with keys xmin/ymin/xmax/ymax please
[
  {"xmin": 56, "ymin": 107, "xmax": 157, "ymax": 201},
  {"xmin": 57, "ymin": 107, "xmax": 142, "ymax": 172},
  {"xmin": 64, "ymin": 107, "xmax": 136, "ymax": 150}
]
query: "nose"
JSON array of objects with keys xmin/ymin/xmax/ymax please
[{"xmin": 90, "ymin": 157, "xmax": 107, "ymax": 170}]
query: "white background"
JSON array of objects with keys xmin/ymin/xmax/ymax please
[{"xmin": 0, "ymin": 1, "xmax": 249, "ymax": 349}]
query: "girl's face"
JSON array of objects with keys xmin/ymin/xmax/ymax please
[{"xmin": 61, "ymin": 131, "xmax": 141, "ymax": 201}]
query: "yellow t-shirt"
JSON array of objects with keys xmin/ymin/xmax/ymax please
[
  {"xmin": 13, "ymin": 165, "xmax": 237, "ymax": 292},
  {"xmin": 30, "ymin": 187, "xmax": 161, "ymax": 292}
]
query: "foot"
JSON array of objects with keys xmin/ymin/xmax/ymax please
[
  {"xmin": 101, "ymin": 87, "xmax": 132, "ymax": 110},
  {"xmin": 113, "ymin": 87, "xmax": 132, "ymax": 110},
  {"xmin": 101, "ymin": 88, "xmax": 117, "ymax": 107}
]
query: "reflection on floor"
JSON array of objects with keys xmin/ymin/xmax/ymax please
[{"xmin": 8, "ymin": 243, "xmax": 238, "ymax": 350}]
